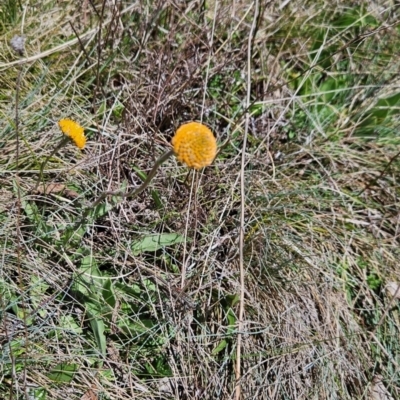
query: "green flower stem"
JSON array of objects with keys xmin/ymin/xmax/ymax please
[
  {"xmin": 34, "ymin": 136, "xmax": 70, "ymax": 192},
  {"xmin": 78, "ymin": 149, "xmax": 174, "ymax": 225}
]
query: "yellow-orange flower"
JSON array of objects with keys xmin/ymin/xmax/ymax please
[
  {"xmin": 58, "ymin": 119, "xmax": 86, "ymax": 149},
  {"xmin": 171, "ymin": 122, "xmax": 217, "ymax": 169}
]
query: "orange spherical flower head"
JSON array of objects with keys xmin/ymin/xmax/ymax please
[
  {"xmin": 58, "ymin": 119, "xmax": 86, "ymax": 149},
  {"xmin": 172, "ymin": 122, "xmax": 217, "ymax": 169}
]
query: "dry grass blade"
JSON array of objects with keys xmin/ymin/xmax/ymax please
[
  {"xmin": 236, "ymin": 1, "xmax": 260, "ymax": 399},
  {"xmin": 0, "ymin": 0, "xmax": 400, "ymax": 399}
]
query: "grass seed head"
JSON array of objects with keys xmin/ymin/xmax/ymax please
[
  {"xmin": 171, "ymin": 121, "xmax": 217, "ymax": 169},
  {"xmin": 58, "ymin": 119, "xmax": 86, "ymax": 149}
]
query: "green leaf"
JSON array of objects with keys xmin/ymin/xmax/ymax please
[
  {"xmin": 118, "ymin": 318, "xmax": 156, "ymax": 337},
  {"xmin": 102, "ymin": 278, "xmax": 116, "ymax": 309},
  {"xmin": 144, "ymin": 355, "xmax": 172, "ymax": 377},
  {"xmin": 30, "ymin": 275, "xmax": 50, "ymax": 318},
  {"xmin": 131, "ymin": 233, "xmax": 186, "ymax": 255},
  {"xmin": 31, "ymin": 388, "xmax": 47, "ymax": 400},
  {"xmin": 375, "ymin": 92, "xmax": 400, "ymax": 117},
  {"xmin": 19, "ymin": 197, "xmax": 51, "ymax": 236},
  {"xmin": 47, "ymin": 363, "xmax": 78, "ymax": 383},
  {"xmin": 59, "ymin": 315, "xmax": 83, "ymax": 335},
  {"xmin": 88, "ymin": 313, "xmax": 106, "ymax": 357},
  {"xmin": 85, "ymin": 299, "xmax": 106, "ymax": 357},
  {"xmin": 60, "ymin": 224, "xmax": 86, "ymax": 246},
  {"xmin": 354, "ymin": 91, "xmax": 400, "ymax": 137},
  {"xmin": 212, "ymin": 339, "xmax": 228, "ymax": 355},
  {"xmin": 20, "ymin": 199, "xmax": 40, "ymax": 224},
  {"xmin": 367, "ymin": 273, "xmax": 382, "ymax": 291},
  {"xmin": 150, "ymin": 189, "xmax": 163, "ymax": 210},
  {"xmin": 92, "ymin": 201, "xmax": 114, "ymax": 219},
  {"xmin": 225, "ymin": 294, "xmax": 240, "ymax": 308},
  {"xmin": 71, "ymin": 256, "xmax": 107, "ymax": 358},
  {"xmin": 0, "ymin": 278, "xmax": 13, "ymax": 305},
  {"xmin": 74, "ymin": 255, "xmax": 103, "ymax": 294},
  {"xmin": 10, "ymin": 303, "xmax": 33, "ymax": 326},
  {"xmin": 143, "ymin": 278, "xmax": 157, "ymax": 293},
  {"xmin": 226, "ymin": 309, "xmax": 237, "ymax": 327},
  {"xmin": 112, "ymin": 102, "xmax": 125, "ymax": 120},
  {"xmin": 115, "ymin": 281, "xmax": 141, "ymax": 297},
  {"xmin": 97, "ymin": 100, "xmax": 107, "ymax": 117}
]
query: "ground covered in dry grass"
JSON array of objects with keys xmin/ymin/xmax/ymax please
[{"xmin": 1, "ymin": 1, "xmax": 400, "ymax": 399}]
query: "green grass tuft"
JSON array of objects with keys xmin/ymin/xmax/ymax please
[{"xmin": 1, "ymin": 0, "xmax": 399, "ymax": 399}]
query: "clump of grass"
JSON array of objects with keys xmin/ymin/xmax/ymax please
[{"xmin": 1, "ymin": 1, "xmax": 400, "ymax": 399}]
